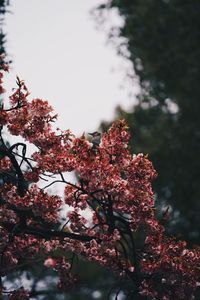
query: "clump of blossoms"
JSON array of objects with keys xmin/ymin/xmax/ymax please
[{"xmin": 0, "ymin": 61, "xmax": 199, "ymax": 299}]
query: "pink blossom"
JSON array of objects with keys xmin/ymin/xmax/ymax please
[{"xmin": 44, "ymin": 257, "xmax": 57, "ymax": 268}]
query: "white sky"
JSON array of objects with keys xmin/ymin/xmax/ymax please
[{"xmin": 3, "ymin": 0, "xmax": 138, "ymax": 136}]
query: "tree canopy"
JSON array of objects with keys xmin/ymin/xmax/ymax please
[{"xmin": 0, "ymin": 63, "xmax": 199, "ymax": 299}]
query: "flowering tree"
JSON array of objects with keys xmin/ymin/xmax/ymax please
[{"xmin": 0, "ymin": 63, "xmax": 199, "ymax": 300}]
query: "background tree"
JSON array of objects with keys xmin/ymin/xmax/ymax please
[
  {"xmin": 95, "ymin": 0, "xmax": 200, "ymax": 244},
  {"xmin": 0, "ymin": 0, "xmax": 9, "ymax": 63}
]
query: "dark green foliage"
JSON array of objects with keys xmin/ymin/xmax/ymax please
[
  {"xmin": 0, "ymin": 0, "xmax": 9, "ymax": 58},
  {"xmin": 97, "ymin": 0, "xmax": 200, "ymax": 244}
]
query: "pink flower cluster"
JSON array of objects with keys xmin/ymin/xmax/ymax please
[
  {"xmin": 1, "ymin": 184, "xmax": 61, "ymax": 222},
  {"xmin": 0, "ymin": 64, "xmax": 199, "ymax": 299},
  {"xmin": 8, "ymin": 287, "xmax": 29, "ymax": 300}
]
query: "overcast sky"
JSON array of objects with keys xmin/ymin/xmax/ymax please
[{"xmin": 3, "ymin": 0, "xmax": 138, "ymax": 136}]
